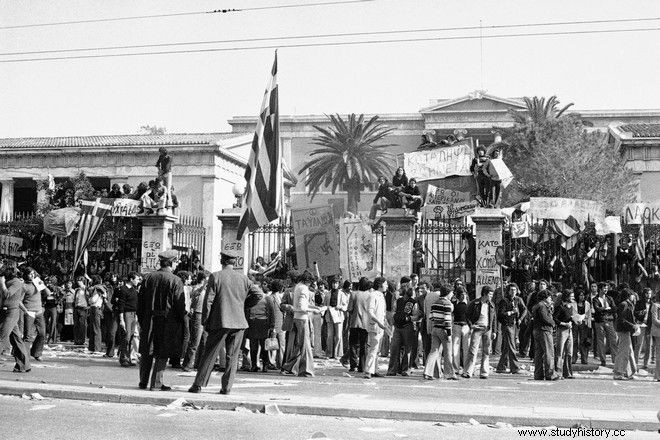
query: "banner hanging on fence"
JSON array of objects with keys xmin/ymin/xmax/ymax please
[
  {"xmin": 425, "ymin": 185, "xmax": 471, "ymax": 205},
  {"xmin": 111, "ymin": 199, "xmax": 141, "ymax": 217},
  {"xmin": 339, "ymin": 218, "xmax": 378, "ymax": 282},
  {"xmin": 403, "ymin": 140, "xmax": 473, "ymax": 181},
  {"xmin": 0, "ymin": 235, "xmax": 23, "ymax": 257},
  {"xmin": 291, "ymin": 205, "xmax": 339, "ymax": 276},
  {"xmin": 529, "ymin": 197, "xmax": 605, "ymax": 227},
  {"xmin": 623, "ymin": 203, "xmax": 660, "ymax": 225},
  {"xmin": 422, "ymin": 201, "xmax": 479, "ymax": 219},
  {"xmin": 596, "ymin": 216, "xmax": 622, "ymax": 235},
  {"xmin": 510, "ymin": 221, "xmax": 530, "ymax": 239}
]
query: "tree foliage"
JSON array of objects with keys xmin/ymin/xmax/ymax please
[
  {"xmin": 300, "ymin": 114, "xmax": 396, "ymax": 213},
  {"xmin": 502, "ymin": 108, "xmax": 636, "ymax": 212},
  {"xmin": 140, "ymin": 125, "xmax": 167, "ymax": 135},
  {"xmin": 507, "ymin": 96, "xmax": 574, "ymax": 125}
]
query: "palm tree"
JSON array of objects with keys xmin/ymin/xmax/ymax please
[
  {"xmin": 300, "ymin": 114, "xmax": 396, "ymax": 214},
  {"xmin": 508, "ymin": 96, "xmax": 574, "ymax": 124}
]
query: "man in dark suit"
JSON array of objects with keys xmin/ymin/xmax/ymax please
[
  {"xmin": 137, "ymin": 250, "xmax": 185, "ymax": 391},
  {"xmin": 189, "ymin": 252, "xmax": 261, "ymax": 395},
  {"xmin": 342, "ymin": 277, "xmax": 371, "ymax": 372}
]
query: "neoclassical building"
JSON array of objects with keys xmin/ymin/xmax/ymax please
[
  {"xmin": 2, "ymin": 92, "xmax": 660, "ymax": 269},
  {"xmin": 228, "ymin": 91, "xmax": 660, "ymax": 211}
]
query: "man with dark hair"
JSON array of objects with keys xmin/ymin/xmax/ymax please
[
  {"xmin": 137, "ymin": 250, "xmax": 185, "ymax": 391},
  {"xmin": 401, "ymin": 178, "xmax": 423, "ymax": 214},
  {"xmin": 369, "ymin": 176, "xmax": 402, "ymax": 220},
  {"xmin": 190, "ymin": 253, "xmax": 262, "ymax": 393},
  {"xmin": 343, "ymin": 277, "xmax": 371, "ymax": 373},
  {"xmin": 0, "ymin": 261, "xmax": 31, "ymax": 372},
  {"xmin": 531, "ymin": 290, "xmax": 560, "ymax": 381},
  {"xmin": 613, "ymin": 289, "xmax": 638, "ymax": 380},
  {"xmin": 364, "ymin": 277, "xmax": 389, "ymax": 379},
  {"xmin": 425, "ymin": 285, "xmax": 458, "ymax": 380},
  {"xmin": 462, "ymin": 286, "xmax": 496, "ymax": 379},
  {"xmin": 116, "ymin": 272, "xmax": 140, "ymax": 367},
  {"xmin": 156, "ymin": 147, "xmax": 172, "ymax": 208},
  {"xmin": 388, "ymin": 286, "xmax": 418, "ymax": 376},
  {"xmin": 592, "ymin": 282, "xmax": 617, "ymax": 366},
  {"xmin": 496, "ymin": 283, "xmax": 527, "ymax": 374},
  {"xmin": 470, "ymin": 146, "xmax": 490, "ymax": 204}
]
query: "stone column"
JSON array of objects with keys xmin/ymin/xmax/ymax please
[
  {"xmin": 218, "ymin": 209, "xmax": 247, "ymax": 274},
  {"xmin": 375, "ymin": 209, "xmax": 417, "ymax": 280},
  {"xmin": 471, "ymin": 208, "xmax": 505, "ymax": 298},
  {"xmin": 138, "ymin": 213, "xmax": 178, "ymax": 274},
  {"xmin": 0, "ymin": 179, "xmax": 14, "ymax": 222}
]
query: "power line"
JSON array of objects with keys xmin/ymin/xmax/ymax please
[
  {"xmin": 2, "ymin": 16, "xmax": 659, "ymax": 57},
  {"xmin": 1, "ymin": 26, "xmax": 658, "ymax": 64},
  {"xmin": 0, "ymin": 0, "xmax": 374, "ymax": 30}
]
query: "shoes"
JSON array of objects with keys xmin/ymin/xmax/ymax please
[
  {"xmin": 33, "ymin": 357, "xmax": 42, "ymax": 362},
  {"xmin": 600, "ymin": 361, "xmax": 606, "ymax": 367},
  {"xmin": 372, "ymin": 373, "xmax": 384, "ymax": 378},
  {"xmin": 461, "ymin": 373, "xmax": 471, "ymax": 379},
  {"xmin": 348, "ymin": 368, "xmax": 356, "ymax": 373},
  {"xmin": 280, "ymin": 370, "xmax": 294, "ymax": 376},
  {"xmin": 479, "ymin": 375, "xmax": 488, "ymax": 379},
  {"xmin": 188, "ymin": 385, "xmax": 202, "ymax": 393},
  {"xmin": 446, "ymin": 376, "xmax": 459, "ymax": 381},
  {"xmin": 181, "ymin": 367, "xmax": 192, "ymax": 372},
  {"xmin": 363, "ymin": 373, "xmax": 372, "ymax": 379},
  {"xmin": 261, "ymin": 367, "xmax": 268, "ymax": 373},
  {"xmin": 12, "ymin": 368, "xmax": 31, "ymax": 373},
  {"xmin": 340, "ymin": 359, "xmax": 349, "ymax": 369},
  {"xmin": 121, "ymin": 362, "xmax": 136, "ymax": 368},
  {"xmin": 250, "ymin": 366, "xmax": 259, "ymax": 373},
  {"xmin": 386, "ymin": 373, "xmax": 397, "ymax": 376},
  {"xmin": 495, "ymin": 370, "xmax": 507, "ymax": 374},
  {"xmin": 564, "ymin": 375, "xmax": 575, "ymax": 379},
  {"xmin": 423, "ymin": 374, "xmax": 435, "ymax": 381},
  {"xmin": 266, "ymin": 364, "xmax": 278, "ymax": 371},
  {"xmin": 549, "ymin": 375, "xmax": 560, "ymax": 381},
  {"xmin": 151, "ymin": 385, "xmax": 171, "ymax": 391},
  {"xmin": 511, "ymin": 370, "xmax": 522, "ymax": 375},
  {"xmin": 138, "ymin": 383, "xmax": 147, "ymax": 390},
  {"xmin": 401, "ymin": 371, "xmax": 410, "ymax": 377},
  {"xmin": 613, "ymin": 375, "xmax": 629, "ymax": 381},
  {"xmin": 299, "ymin": 372, "xmax": 314, "ymax": 378},
  {"xmin": 219, "ymin": 389, "xmax": 230, "ymax": 395}
]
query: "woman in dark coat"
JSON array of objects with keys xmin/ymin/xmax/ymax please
[{"xmin": 246, "ymin": 283, "xmax": 273, "ymax": 372}]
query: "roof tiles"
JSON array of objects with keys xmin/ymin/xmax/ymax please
[
  {"xmin": 619, "ymin": 124, "xmax": 660, "ymax": 138},
  {"xmin": 0, "ymin": 133, "xmax": 244, "ymax": 149}
]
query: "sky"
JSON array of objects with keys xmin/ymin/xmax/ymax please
[{"xmin": 2, "ymin": 0, "xmax": 660, "ymax": 138}]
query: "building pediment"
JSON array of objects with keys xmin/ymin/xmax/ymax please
[{"xmin": 420, "ymin": 91, "xmax": 526, "ymax": 114}]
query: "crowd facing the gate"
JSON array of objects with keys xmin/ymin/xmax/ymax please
[{"xmin": 1, "ymin": 248, "xmax": 658, "ymax": 395}]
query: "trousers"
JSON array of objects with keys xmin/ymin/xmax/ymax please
[
  {"xmin": 364, "ymin": 331, "xmax": 383, "ymax": 375},
  {"xmin": 533, "ymin": 329, "xmax": 555, "ymax": 380},
  {"xmin": 0, "ymin": 308, "xmax": 30, "ymax": 372},
  {"xmin": 282, "ymin": 319, "xmax": 314, "ymax": 376},
  {"xmin": 193, "ymin": 328, "xmax": 244, "ymax": 392},
  {"xmin": 464, "ymin": 327, "xmax": 491, "ymax": 377},
  {"xmin": 496, "ymin": 324, "xmax": 520, "ymax": 373},
  {"xmin": 424, "ymin": 327, "xmax": 454, "ymax": 379}
]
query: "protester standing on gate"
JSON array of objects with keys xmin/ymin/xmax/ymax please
[
  {"xmin": 189, "ymin": 252, "xmax": 262, "ymax": 394},
  {"xmin": 0, "ymin": 261, "xmax": 31, "ymax": 373},
  {"xmin": 137, "ymin": 250, "xmax": 185, "ymax": 391}
]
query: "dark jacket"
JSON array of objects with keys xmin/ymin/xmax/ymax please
[
  {"xmin": 497, "ymin": 296, "xmax": 527, "ymax": 327},
  {"xmin": 615, "ymin": 299, "xmax": 636, "ymax": 333},
  {"xmin": 531, "ymin": 301, "xmax": 555, "ymax": 332},
  {"xmin": 592, "ymin": 295, "xmax": 616, "ymax": 323},
  {"xmin": 553, "ymin": 302, "xmax": 574, "ymax": 329},
  {"xmin": 156, "ymin": 154, "xmax": 172, "ymax": 173},
  {"xmin": 372, "ymin": 183, "xmax": 399, "ymax": 205},
  {"xmin": 0, "ymin": 278, "xmax": 26, "ymax": 310},
  {"xmin": 392, "ymin": 174, "xmax": 408, "ymax": 188},
  {"xmin": 203, "ymin": 267, "xmax": 262, "ymax": 330},
  {"xmin": 466, "ymin": 297, "xmax": 496, "ymax": 331}
]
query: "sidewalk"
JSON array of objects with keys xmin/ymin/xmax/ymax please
[{"xmin": 0, "ymin": 377, "xmax": 657, "ymax": 431}]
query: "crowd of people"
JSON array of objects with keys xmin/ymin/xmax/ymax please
[{"xmin": 1, "ymin": 246, "xmax": 658, "ymax": 398}]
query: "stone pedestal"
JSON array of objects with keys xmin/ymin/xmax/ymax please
[
  {"xmin": 138, "ymin": 214, "xmax": 178, "ymax": 274},
  {"xmin": 375, "ymin": 212, "xmax": 417, "ymax": 280},
  {"xmin": 471, "ymin": 208, "xmax": 505, "ymax": 298},
  {"xmin": 218, "ymin": 209, "xmax": 247, "ymax": 273}
]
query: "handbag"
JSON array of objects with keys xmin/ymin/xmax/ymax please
[{"xmin": 265, "ymin": 337, "xmax": 279, "ymax": 351}]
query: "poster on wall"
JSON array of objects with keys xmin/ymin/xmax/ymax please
[
  {"xmin": 291, "ymin": 205, "xmax": 340, "ymax": 276},
  {"xmin": 339, "ymin": 218, "xmax": 379, "ymax": 282},
  {"xmin": 529, "ymin": 197, "xmax": 605, "ymax": 226},
  {"xmin": 0, "ymin": 235, "xmax": 23, "ymax": 257},
  {"xmin": 475, "ymin": 228, "xmax": 503, "ymax": 297},
  {"xmin": 422, "ymin": 201, "xmax": 479, "ymax": 219},
  {"xmin": 383, "ymin": 227, "xmax": 412, "ymax": 283},
  {"xmin": 425, "ymin": 185, "xmax": 471, "ymax": 205},
  {"xmin": 403, "ymin": 139, "xmax": 474, "ymax": 181}
]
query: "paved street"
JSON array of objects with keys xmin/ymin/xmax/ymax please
[
  {"xmin": 1, "ymin": 395, "xmax": 658, "ymax": 440},
  {"xmin": 0, "ymin": 345, "xmax": 658, "ymax": 433}
]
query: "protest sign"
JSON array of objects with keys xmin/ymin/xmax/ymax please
[
  {"xmin": 111, "ymin": 199, "xmax": 141, "ymax": 217},
  {"xmin": 0, "ymin": 235, "xmax": 23, "ymax": 257},
  {"xmin": 292, "ymin": 205, "xmax": 339, "ymax": 276},
  {"xmin": 422, "ymin": 201, "xmax": 479, "ymax": 219},
  {"xmin": 623, "ymin": 203, "xmax": 660, "ymax": 225},
  {"xmin": 489, "ymin": 158, "xmax": 514, "ymax": 188},
  {"xmin": 511, "ymin": 221, "xmax": 530, "ymax": 239},
  {"xmin": 403, "ymin": 140, "xmax": 473, "ymax": 181},
  {"xmin": 529, "ymin": 197, "xmax": 605, "ymax": 226},
  {"xmin": 475, "ymin": 230, "xmax": 503, "ymax": 297},
  {"xmin": 596, "ymin": 216, "xmax": 622, "ymax": 235},
  {"xmin": 425, "ymin": 185, "xmax": 471, "ymax": 205},
  {"xmin": 339, "ymin": 218, "xmax": 378, "ymax": 281}
]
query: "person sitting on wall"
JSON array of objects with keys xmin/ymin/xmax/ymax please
[
  {"xmin": 108, "ymin": 184, "xmax": 123, "ymax": 199},
  {"xmin": 401, "ymin": 178, "xmax": 423, "ymax": 215},
  {"xmin": 140, "ymin": 179, "xmax": 166, "ymax": 215},
  {"xmin": 369, "ymin": 176, "xmax": 402, "ymax": 220},
  {"xmin": 418, "ymin": 133, "xmax": 438, "ymax": 150},
  {"xmin": 392, "ymin": 167, "xmax": 409, "ymax": 189}
]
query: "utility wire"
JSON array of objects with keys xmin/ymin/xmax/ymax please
[
  {"xmin": 1, "ymin": 16, "xmax": 659, "ymax": 57},
  {"xmin": 0, "ymin": 0, "xmax": 374, "ymax": 30},
  {"xmin": 1, "ymin": 26, "xmax": 659, "ymax": 64}
]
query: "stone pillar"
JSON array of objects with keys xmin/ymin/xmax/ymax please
[
  {"xmin": 0, "ymin": 179, "xmax": 14, "ymax": 222},
  {"xmin": 375, "ymin": 209, "xmax": 417, "ymax": 280},
  {"xmin": 471, "ymin": 209, "xmax": 505, "ymax": 298},
  {"xmin": 218, "ymin": 209, "xmax": 248, "ymax": 274},
  {"xmin": 138, "ymin": 214, "xmax": 178, "ymax": 274}
]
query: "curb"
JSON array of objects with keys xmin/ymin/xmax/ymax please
[{"xmin": 0, "ymin": 382, "xmax": 657, "ymax": 431}]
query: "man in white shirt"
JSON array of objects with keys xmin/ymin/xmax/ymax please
[
  {"xmin": 364, "ymin": 277, "xmax": 390, "ymax": 379},
  {"xmin": 282, "ymin": 272, "xmax": 320, "ymax": 377}
]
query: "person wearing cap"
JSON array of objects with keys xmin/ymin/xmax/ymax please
[
  {"xmin": 462, "ymin": 286, "xmax": 496, "ymax": 379},
  {"xmin": 137, "ymin": 250, "xmax": 185, "ymax": 391},
  {"xmin": 189, "ymin": 252, "xmax": 262, "ymax": 394}
]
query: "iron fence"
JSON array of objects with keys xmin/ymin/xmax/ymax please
[{"xmin": 172, "ymin": 215, "xmax": 207, "ymax": 266}]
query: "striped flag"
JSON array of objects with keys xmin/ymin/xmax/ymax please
[
  {"xmin": 72, "ymin": 198, "xmax": 113, "ymax": 273},
  {"xmin": 635, "ymin": 223, "xmax": 645, "ymax": 262},
  {"xmin": 237, "ymin": 51, "xmax": 282, "ymax": 240}
]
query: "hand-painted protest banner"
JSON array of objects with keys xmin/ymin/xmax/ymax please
[
  {"xmin": 511, "ymin": 221, "xmax": 530, "ymax": 239},
  {"xmin": 403, "ymin": 140, "xmax": 473, "ymax": 181},
  {"xmin": 623, "ymin": 203, "xmax": 660, "ymax": 225},
  {"xmin": 596, "ymin": 216, "xmax": 622, "ymax": 235},
  {"xmin": 111, "ymin": 198, "xmax": 141, "ymax": 217},
  {"xmin": 475, "ymin": 229, "xmax": 503, "ymax": 298},
  {"xmin": 422, "ymin": 201, "xmax": 479, "ymax": 219},
  {"xmin": 221, "ymin": 234, "xmax": 245, "ymax": 272},
  {"xmin": 425, "ymin": 185, "xmax": 471, "ymax": 205},
  {"xmin": 0, "ymin": 235, "xmax": 23, "ymax": 257},
  {"xmin": 488, "ymin": 158, "xmax": 514, "ymax": 188},
  {"xmin": 140, "ymin": 236, "xmax": 162, "ymax": 274},
  {"xmin": 292, "ymin": 205, "xmax": 339, "ymax": 276},
  {"xmin": 529, "ymin": 197, "xmax": 605, "ymax": 227},
  {"xmin": 339, "ymin": 218, "xmax": 378, "ymax": 281}
]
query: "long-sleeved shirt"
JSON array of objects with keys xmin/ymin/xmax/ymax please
[
  {"xmin": 532, "ymin": 301, "xmax": 555, "ymax": 331},
  {"xmin": 430, "ymin": 296, "xmax": 454, "ymax": 331},
  {"xmin": 592, "ymin": 294, "xmax": 616, "ymax": 322},
  {"xmin": 367, "ymin": 290, "xmax": 386, "ymax": 334},
  {"xmin": 293, "ymin": 283, "xmax": 312, "ymax": 321},
  {"xmin": 452, "ymin": 300, "xmax": 468, "ymax": 326},
  {"xmin": 22, "ymin": 283, "xmax": 43, "ymax": 313},
  {"xmin": 73, "ymin": 287, "xmax": 88, "ymax": 308},
  {"xmin": 116, "ymin": 284, "xmax": 138, "ymax": 313},
  {"xmin": 497, "ymin": 296, "xmax": 528, "ymax": 327},
  {"xmin": 0, "ymin": 278, "xmax": 26, "ymax": 310}
]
